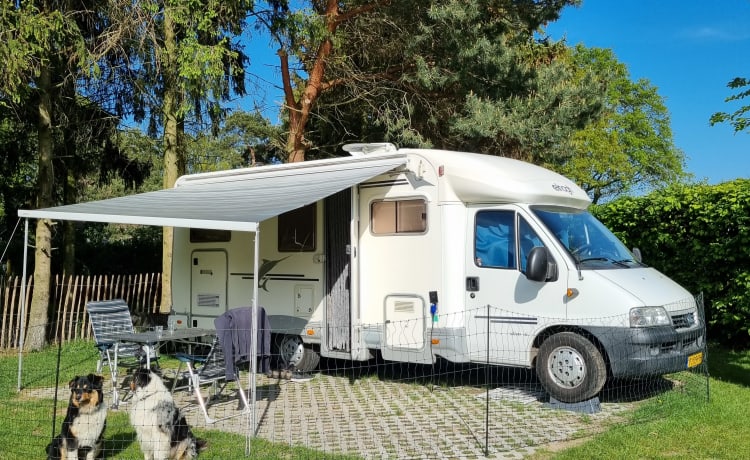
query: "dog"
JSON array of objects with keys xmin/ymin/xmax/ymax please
[
  {"xmin": 46, "ymin": 374, "xmax": 107, "ymax": 460},
  {"xmin": 129, "ymin": 368, "xmax": 201, "ymax": 460}
]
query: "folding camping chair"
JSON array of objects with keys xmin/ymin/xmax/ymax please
[
  {"xmin": 85, "ymin": 299, "xmax": 158, "ymax": 407},
  {"xmin": 173, "ymin": 335, "xmax": 250, "ymax": 424}
]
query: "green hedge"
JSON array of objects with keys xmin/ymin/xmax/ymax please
[{"xmin": 593, "ymin": 179, "xmax": 750, "ymax": 349}]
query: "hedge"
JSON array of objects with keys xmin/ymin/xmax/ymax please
[{"xmin": 593, "ymin": 179, "xmax": 750, "ymax": 349}]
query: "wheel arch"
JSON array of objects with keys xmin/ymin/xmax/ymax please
[{"xmin": 531, "ymin": 325, "xmax": 612, "ymax": 377}]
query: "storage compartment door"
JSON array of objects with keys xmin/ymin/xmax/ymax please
[
  {"xmin": 191, "ymin": 250, "xmax": 228, "ymax": 319},
  {"xmin": 384, "ymin": 295, "xmax": 426, "ymax": 350}
]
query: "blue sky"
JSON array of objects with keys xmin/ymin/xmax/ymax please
[
  {"xmin": 545, "ymin": 1, "xmax": 750, "ymax": 184},
  {"xmin": 238, "ymin": 2, "xmax": 749, "ymax": 184}
]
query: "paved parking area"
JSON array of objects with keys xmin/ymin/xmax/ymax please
[
  {"xmin": 29, "ymin": 363, "xmax": 688, "ymax": 459},
  {"xmin": 171, "ymin": 366, "xmax": 638, "ymax": 459}
]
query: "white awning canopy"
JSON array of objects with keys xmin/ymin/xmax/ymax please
[{"xmin": 18, "ymin": 153, "xmax": 407, "ymax": 231}]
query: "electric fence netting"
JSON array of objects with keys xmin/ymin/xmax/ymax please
[{"xmin": 1, "ymin": 294, "xmax": 708, "ymax": 459}]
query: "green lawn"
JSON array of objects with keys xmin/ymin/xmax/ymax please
[
  {"xmin": 528, "ymin": 346, "xmax": 750, "ymax": 459},
  {"xmin": 0, "ymin": 340, "xmax": 357, "ymax": 459}
]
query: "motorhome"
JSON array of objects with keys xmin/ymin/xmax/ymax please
[{"xmin": 167, "ymin": 143, "xmax": 705, "ymax": 403}]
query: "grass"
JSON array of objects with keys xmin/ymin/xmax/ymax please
[
  {"xmin": 0, "ymin": 340, "xmax": 359, "ymax": 460},
  {"xmin": 528, "ymin": 345, "xmax": 750, "ymax": 460},
  {"xmin": 3, "ymin": 340, "xmax": 749, "ymax": 459}
]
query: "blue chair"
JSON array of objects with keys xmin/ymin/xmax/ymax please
[{"xmin": 85, "ymin": 299, "xmax": 157, "ymax": 407}]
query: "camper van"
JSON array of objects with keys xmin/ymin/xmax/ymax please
[{"xmin": 169, "ymin": 143, "xmax": 705, "ymax": 403}]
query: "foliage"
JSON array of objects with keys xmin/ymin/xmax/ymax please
[
  {"xmin": 593, "ymin": 180, "xmax": 750, "ymax": 348},
  {"xmin": 710, "ymin": 77, "xmax": 750, "ymax": 134},
  {"xmin": 186, "ymin": 110, "xmax": 284, "ymax": 173},
  {"xmin": 102, "ymin": 0, "xmax": 249, "ymax": 133},
  {"xmin": 0, "ymin": 3, "xmax": 88, "ymax": 104},
  {"xmin": 556, "ymin": 46, "xmax": 687, "ymax": 203},
  {"xmin": 0, "ymin": 115, "xmax": 37, "ymax": 254},
  {"xmin": 302, "ymin": 0, "xmax": 598, "ymax": 163},
  {"xmin": 255, "ymin": 0, "xmax": 592, "ymax": 162}
]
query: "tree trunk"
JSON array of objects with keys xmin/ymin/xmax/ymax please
[
  {"xmin": 280, "ymin": 0, "xmax": 339, "ymax": 163},
  {"xmin": 62, "ymin": 167, "xmax": 76, "ymax": 275},
  {"xmin": 27, "ymin": 64, "xmax": 55, "ymax": 351},
  {"xmin": 159, "ymin": 7, "xmax": 185, "ymax": 313}
]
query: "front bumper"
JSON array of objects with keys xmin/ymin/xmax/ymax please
[{"xmin": 587, "ymin": 324, "xmax": 706, "ymax": 378}]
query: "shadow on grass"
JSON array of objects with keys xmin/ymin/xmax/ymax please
[
  {"xmin": 103, "ymin": 431, "xmax": 138, "ymax": 458},
  {"xmin": 705, "ymin": 344, "xmax": 750, "ymax": 387}
]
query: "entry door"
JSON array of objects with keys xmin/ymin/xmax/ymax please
[
  {"xmin": 325, "ymin": 189, "xmax": 351, "ymax": 352},
  {"xmin": 190, "ymin": 250, "xmax": 228, "ymax": 321},
  {"xmin": 465, "ymin": 209, "xmax": 566, "ymax": 366}
]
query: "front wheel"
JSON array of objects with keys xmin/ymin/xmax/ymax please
[
  {"xmin": 536, "ymin": 332, "xmax": 606, "ymax": 403},
  {"xmin": 275, "ymin": 334, "xmax": 320, "ymax": 372}
]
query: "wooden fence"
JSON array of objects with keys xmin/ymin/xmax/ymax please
[{"xmin": 0, "ymin": 273, "xmax": 162, "ymax": 349}]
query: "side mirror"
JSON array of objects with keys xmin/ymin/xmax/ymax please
[
  {"xmin": 526, "ymin": 246, "xmax": 557, "ymax": 282},
  {"xmin": 632, "ymin": 247, "xmax": 642, "ymax": 263}
]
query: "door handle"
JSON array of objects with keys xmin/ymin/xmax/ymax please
[{"xmin": 466, "ymin": 276, "xmax": 480, "ymax": 292}]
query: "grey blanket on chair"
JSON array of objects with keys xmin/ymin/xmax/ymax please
[{"xmin": 214, "ymin": 306, "xmax": 271, "ymax": 380}]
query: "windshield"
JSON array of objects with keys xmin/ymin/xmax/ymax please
[{"xmin": 532, "ymin": 207, "xmax": 641, "ymax": 268}]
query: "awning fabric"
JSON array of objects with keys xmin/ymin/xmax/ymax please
[{"xmin": 18, "ymin": 153, "xmax": 407, "ymax": 231}]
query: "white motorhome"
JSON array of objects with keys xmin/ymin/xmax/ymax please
[{"xmin": 170, "ymin": 143, "xmax": 705, "ymax": 403}]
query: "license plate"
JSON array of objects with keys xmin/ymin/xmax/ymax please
[{"xmin": 687, "ymin": 351, "xmax": 703, "ymax": 368}]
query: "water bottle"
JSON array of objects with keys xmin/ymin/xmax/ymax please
[{"xmin": 168, "ymin": 309, "xmax": 176, "ymax": 334}]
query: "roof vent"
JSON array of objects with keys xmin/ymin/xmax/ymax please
[{"xmin": 342, "ymin": 143, "xmax": 397, "ymax": 156}]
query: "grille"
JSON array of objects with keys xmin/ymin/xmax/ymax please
[
  {"xmin": 197, "ymin": 293, "xmax": 220, "ymax": 308},
  {"xmin": 671, "ymin": 312, "xmax": 695, "ymax": 329}
]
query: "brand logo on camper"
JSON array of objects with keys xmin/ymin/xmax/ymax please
[
  {"xmin": 258, "ymin": 256, "xmax": 290, "ymax": 292},
  {"xmin": 551, "ymin": 183, "xmax": 573, "ymax": 195}
]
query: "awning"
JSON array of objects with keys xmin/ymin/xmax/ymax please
[{"xmin": 18, "ymin": 152, "xmax": 407, "ymax": 231}]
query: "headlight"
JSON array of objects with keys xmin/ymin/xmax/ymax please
[{"xmin": 630, "ymin": 306, "xmax": 671, "ymax": 327}]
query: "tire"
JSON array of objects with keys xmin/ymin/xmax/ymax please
[
  {"xmin": 276, "ymin": 334, "xmax": 320, "ymax": 372},
  {"xmin": 536, "ymin": 332, "xmax": 607, "ymax": 403}
]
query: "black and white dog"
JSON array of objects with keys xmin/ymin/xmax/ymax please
[
  {"xmin": 129, "ymin": 368, "xmax": 200, "ymax": 460},
  {"xmin": 47, "ymin": 374, "xmax": 108, "ymax": 460}
]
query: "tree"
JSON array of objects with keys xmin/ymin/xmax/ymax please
[
  {"xmin": 187, "ymin": 110, "xmax": 283, "ymax": 172},
  {"xmin": 557, "ymin": 46, "xmax": 687, "ymax": 203},
  {"xmin": 0, "ymin": 2, "xmax": 98, "ymax": 350},
  {"xmin": 100, "ymin": 0, "xmax": 250, "ymax": 311},
  {"xmin": 300, "ymin": 0, "xmax": 595, "ymax": 164},
  {"xmin": 0, "ymin": 112, "xmax": 37, "ymax": 276},
  {"xmin": 710, "ymin": 77, "xmax": 750, "ymax": 134},
  {"xmin": 254, "ymin": 0, "xmax": 392, "ymax": 162}
]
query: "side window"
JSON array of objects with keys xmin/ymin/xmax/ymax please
[
  {"xmin": 518, "ymin": 216, "xmax": 544, "ymax": 273},
  {"xmin": 474, "ymin": 211, "xmax": 516, "ymax": 269},
  {"xmin": 371, "ymin": 199, "xmax": 427, "ymax": 234},
  {"xmin": 190, "ymin": 229, "xmax": 231, "ymax": 243},
  {"xmin": 278, "ymin": 203, "xmax": 316, "ymax": 252}
]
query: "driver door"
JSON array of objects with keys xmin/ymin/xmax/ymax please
[{"xmin": 465, "ymin": 208, "xmax": 567, "ymax": 366}]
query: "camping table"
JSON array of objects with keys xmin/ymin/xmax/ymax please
[{"xmin": 109, "ymin": 327, "xmax": 215, "ymax": 406}]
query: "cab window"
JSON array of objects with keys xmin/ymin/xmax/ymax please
[
  {"xmin": 518, "ymin": 216, "xmax": 544, "ymax": 273},
  {"xmin": 474, "ymin": 211, "xmax": 516, "ymax": 269}
]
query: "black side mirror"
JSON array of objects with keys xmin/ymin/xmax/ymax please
[{"xmin": 526, "ymin": 246, "xmax": 557, "ymax": 282}]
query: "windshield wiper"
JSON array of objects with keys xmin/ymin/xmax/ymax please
[
  {"xmin": 618, "ymin": 258, "xmax": 647, "ymax": 268},
  {"xmin": 578, "ymin": 257, "xmax": 630, "ymax": 268}
]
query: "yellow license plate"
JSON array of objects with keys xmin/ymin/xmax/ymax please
[{"xmin": 687, "ymin": 352, "xmax": 703, "ymax": 368}]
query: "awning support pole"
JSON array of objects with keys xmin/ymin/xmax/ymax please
[
  {"xmin": 17, "ymin": 218, "xmax": 29, "ymax": 392},
  {"xmin": 245, "ymin": 227, "xmax": 260, "ymax": 454}
]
